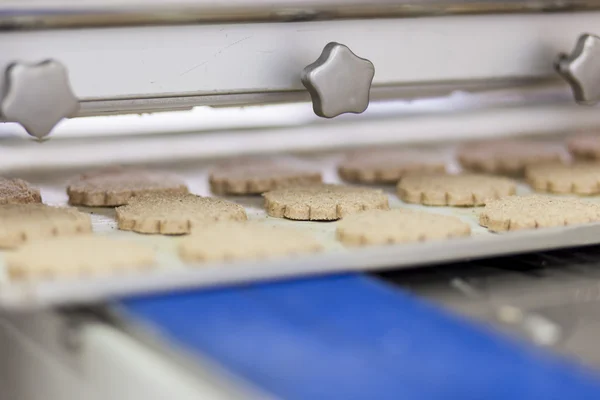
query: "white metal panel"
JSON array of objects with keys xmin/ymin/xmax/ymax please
[{"xmin": 1, "ymin": 12, "xmax": 599, "ymax": 100}]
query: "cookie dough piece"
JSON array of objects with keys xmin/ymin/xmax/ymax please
[
  {"xmin": 263, "ymin": 184, "xmax": 389, "ymax": 220},
  {"xmin": 0, "ymin": 178, "xmax": 41, "ymax": 204},
  {"xmin": 0, "ymin": 204, "xmax": 92, "ymax": 248},
  {"xmin": 458, "ymin": 140, "xmax": 566, "ymax": 176},
  {"xmin": 179, "ymin": 222, "xmax": 323, "ymax": 262},
  {"xmin": 567, "ymin": 134, "xmax": 600, "ymax": 160},
  {"xmin": 67, "ymin": 168, "xmax": 188, "ymax": 206},
  {"xmin": 336, "ymin": 209, "xmax": 471, "ymax": 246},
  {"xmin": 6, "ymin": 236, "xmax": 155, "ymax": 280},
  {"xmin": 338, "ymin": 149, "xmax": 446, "ymax": 183},
  {"xmin": 210, "ymin": 159, "xmax": 322, "ymax": 195},
  {"xmin": 116, "ymin": 193, "xmax": 247, "ymax": 234},
  {"xmin": 479, "ymin": 195, "xmax": 600, "ymax": 232},
  {"xmin": 397, "ymin": 173, "xmax": 517, "ymax": 206},
  {"xmin": 526, "ymin": 162, "xmax": 600, "ymax": 195}
]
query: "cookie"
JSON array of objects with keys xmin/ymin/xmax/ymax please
[
  {"xmin": 263, "ymin": 184, "xmax": 389, "ymax": 220},
  {"xmin": 209, "ymin": 159, "xmax": 322, "ymax": 195},
  {"xmin": 0, "ymin": 204, "xmax": 92, "ymax": 248},
  {"xmin": 67, "ymin": 167, "xmax": 188, "ymax": 206},
  {"xmin": 6, "ymin": 236, "xmax": 155, "ymax": 280},
  {"xmin": 116, "ymin": 192, "xmax": 247, "ymax": 234},
  {"xmin": 336, "ymin": 209, "xmax": 471, "ymax": 246},
  {"xmin": 338, "ymin": 149, "xmax": 446, "ymax": 183},
  {"xmin": 479, "ymin": 195, "xmax": 600, "ymax": 232},
  {"xmin": 458, "ymin": 140, "xmax": 566, "ymax": 176},
  {"xmin": 0, "ymin": 178, "xmax": 41, "ymax": 204},
  {"xmin": 179, "ymin": 222, "xmax": 323, "ymax": 262},
  {"xmin": 526, "ymin": 162, "xmax": 600, "ymax": 195},
  {"xmin": 397, "ymin": 173, "xmax": 517, "ymax": 206},
  {"xmin": 567, "ymin": 134, "xmax": 600, "ymax": 160}
]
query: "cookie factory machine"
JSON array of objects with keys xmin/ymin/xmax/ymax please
[{"xmin": 6, "ymin": 1, "xmax": 600, "ymax": 399}]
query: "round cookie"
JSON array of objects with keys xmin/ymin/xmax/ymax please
[
  {"xmin": 337, "ymin": 149, "xmax": 446, "ymax": 183},
  {"xmin": 336, "ymin": 209, "xmax": 471, "ymax": 246},
  {"xmin": 479, "ymin": 195, "xmax": 600, "ymax": 232},
  {"xmin": 6, "ymin": 236, "xmax": 155, "ymax": 280},
  {"xmin": 116, "ymin": 192, "xmax": 247, "ymax": 235},
  {"xmin": 567, "ymin": 134, "xmax": 600, "ymax": 160},
  {"xmin": 0, "ymin": 177, "xmax": 41, "ymax": 204},
  {"xmin": 397, "ymin": 173, "xmax": 517, "ymax": 206},
  {"xmin": 209, "ymin": 159, "xmax": 322, "ymax": 195},
  {"xmin": 526, "ymin": 162, "xmax": 600, "ymax": 195},
  {"xmin": 457, "ymin": 140, "xmax": 566, "ymax": 176},
  {"xmin": 179, "ymin": 222, "xmax": 323, "ymax": 262},
  {"xmin": 67, "ymin": 168, "xmax": 188, "ymax": 207},
  {"xmin": 0, "ymin": 204, "xmax": 92, "ymax": 248},
  {"xmin": 263, "ymin": 184, "xmax": 389, "ymax": 221}
]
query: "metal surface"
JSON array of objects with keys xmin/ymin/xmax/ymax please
[
  {"xmin": 556, "ymin": 34, "xmax": 600, "ymax": 105},
  {"xmin": 3, "ymin": 150, "xmax": 600, "ymax": 310},
  {"xmin": 301, "ymin": 42, "xmax": 374, "ymax": 118},
  {"xmin": 2, "ymin": 13, "xmax": 598, "ymax": 107},
  {"xmin": 1, "ymin": 60, "xmax": 79, "ymax": 139},
  {"xmin": 2, "ymin": 1, "xmax": 600, "ymax": 30},
  {"xmin": 379, "ymin": 245, "xmax": 600, "ymax": 368}
]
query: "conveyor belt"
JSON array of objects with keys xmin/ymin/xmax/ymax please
[{"xmin": 117, "ymin": 270, "xmax": 600, "ymax": 399}]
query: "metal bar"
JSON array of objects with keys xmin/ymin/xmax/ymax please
[{"xmin": 1, "ymin": 1, "xmax": 600, "ymax": 30}]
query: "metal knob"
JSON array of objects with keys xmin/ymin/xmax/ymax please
[
  {"xmin": 556, "ymin": 33, "xmax": 600, "ymax": 105},
  {"xmin": 301, "ymin": 42, "xmax": 375, "ymax": 118},
  {"xmin": 1, "ymin": 59, "xmax": 79, "ymax": 139}
]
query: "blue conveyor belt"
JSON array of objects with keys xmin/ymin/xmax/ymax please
[{"xmin": 119, "ymin": 274, "xmax": 600, "ymax": 400}]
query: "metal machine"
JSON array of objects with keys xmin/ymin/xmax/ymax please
[{"xmin": 3, "ymin": 1, "xmax": 600, "ymax": 398}]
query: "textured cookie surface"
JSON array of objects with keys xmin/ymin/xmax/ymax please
[
  {"xmin": 0, "ymin": 204, "xmax": 92, "ymax": 248},
  {"xmin": 567, "ymin": 134, "xmax": 600, "ymax": 160},
  {"xmin": 479, "ymin": 195, "xmax": 600, "ymax": 232},
  {"xmin": 336, "ymin": 209, "xmax": 471, "ymax": 246},
  {"xmin": 116, "ymin": 193, "xmax": 247, "ymax": 234},
  {"xmin": 0, "ymin": 178, "xmax": 42, "ymax": 204},
  {"xmin": 179, "ymin": 222, "xmax": 323, "ymax": 262},
  {"xmin": 397, "ymin": 173, "xmax": 517, "ymax": 206},
  {"xmin": 6, "ymin": 236, "xmax": 155, "ymax": 280},
  {"xmin": 526, "ymin": 162, "xmax": 600, "ymax": 195},
  {"xmin": 458, "ymin": 140, "xmax": 566, "ymax": 175},
  {"xmin": 210, "ymin": 159, "xmax": 322, "ymax": 195},
  {"xmin": 338, "ymin": 149, "xmax": 446, "ymax": 183},
  {"xmin": 263, "ymin": 184, "xmax": 389, "ymax": 220},
  {"xmin": 67, "ymin": 168, "xmax": 188, "ymax": 206}
]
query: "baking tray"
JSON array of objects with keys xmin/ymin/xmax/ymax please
[{"xmin": 1, "ymin": 151, "xmax": 600, "ymax": 310}]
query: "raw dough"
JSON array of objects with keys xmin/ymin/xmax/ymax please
[
  {"xmin": 526, "ymin": 162, "xmax": 600, "ymax": 195},
  {"xmin": 0, "ymin": 204, "xmax": 92, "ymax": 248},
  {"xmin": 397, "ymin": 173, "xmax": 517, "ymax": 206},
  {"xmin": 210, "ymin": 159, "xmax": 322, "ymax": 195},
  {"xmin": 179, "ymin": 222, "xmax": 323, "ymax": 262},
  {"xmin": 336, "ymin": 209, "xmax": 471, "ymax": 246},
  {"xmin": 263, "ymin": 184, "xmax": 389, "ymax": 220},
  {"xmin": 479, "ymin": 195, "xmax": 600, "ymax": 232},
  {"xmin": 67, "ymin": 167, "xmax": 188, "ymax": 206},
  {"xmin": 458, "ymin": 140, "xmax": 566, "ymax": 176},
  {"xmin": 337, "ymin": 149, "xmax": 446, "ymax": 183},
  {"xmin": 6, "ymin": 236, "xmax": 155, "ymax": 280},
  {"xmin": 0, "ymin": 177, "xmax": 41, "ymax": 204},
  {"xmin": 116, "ymin": 192, "xmax": 247, "ymax": 234},
  {"xmin": 567, "ymin": 134, "xmax": 600, "ymax": 160}
]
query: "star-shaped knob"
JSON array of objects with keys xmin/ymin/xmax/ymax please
[
  {"xmin": 301, "ymin": 42, "xmax": 375, "ymax": 118},
  {"xmin": 555, "ymin": 33, "xmax": 600, "ymax": 105},
  {"xmin": 1, "ymin": 59, "xmax": 79, "ymax": 139}
]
